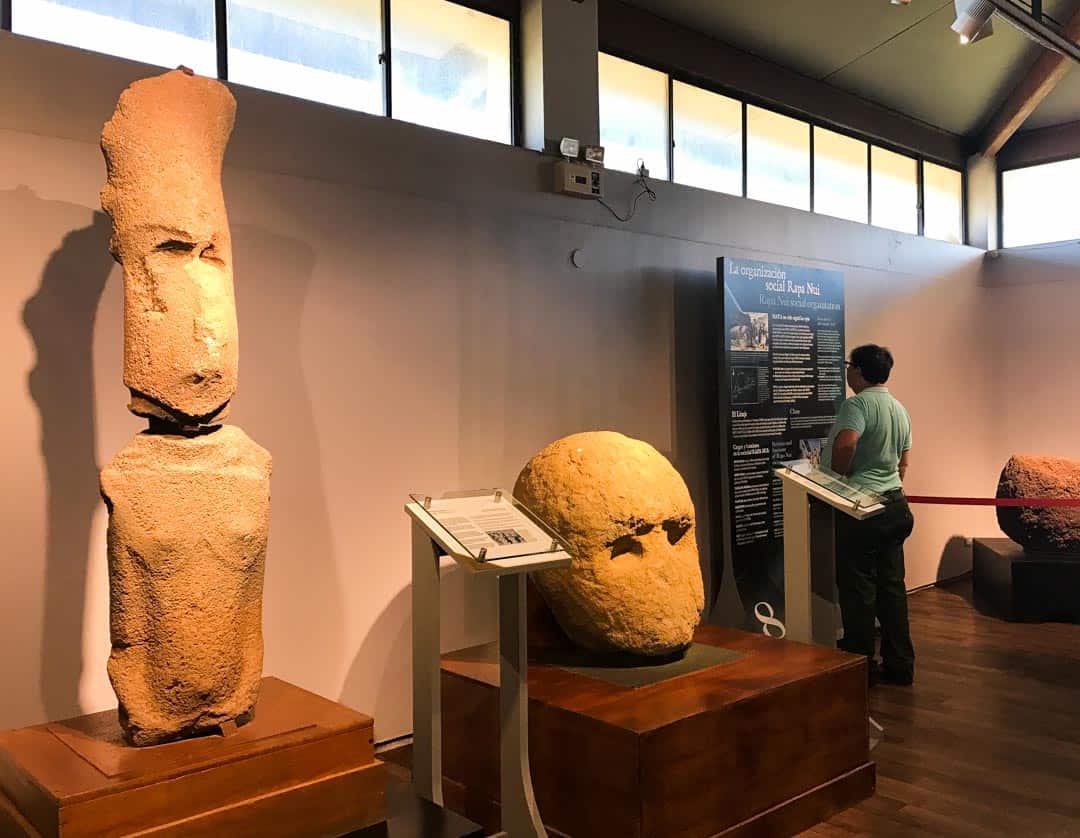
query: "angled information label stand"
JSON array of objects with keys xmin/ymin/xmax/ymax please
[
  {"xmin": 775, "ymin": 461, "xmax": 886, "ymax": 646},
  {"xmin": 406, "ymin": 490, "xmax": 571, "ymax": 838}
]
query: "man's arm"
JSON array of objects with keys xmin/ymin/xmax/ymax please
[
  {"xmin": 830, "ymin": 430, "xmax": 860, "ymax": 476},
  {"xmin": 899, "ymin": 448, "xmax": 911, "ymax": 482}
]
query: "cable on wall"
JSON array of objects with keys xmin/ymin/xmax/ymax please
[{"xmin": 597, "ymin": 161, "xmax": 658, "ymax": 223}]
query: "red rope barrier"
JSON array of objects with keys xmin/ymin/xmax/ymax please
[{"xmin": 906, "ymin": 496, "xmax": 1080, "ymax": 508}]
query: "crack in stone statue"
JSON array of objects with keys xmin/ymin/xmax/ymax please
[
  {"xmin": 99, "ymin": 69, "xmax": 272, "ymax": 746},
  {"xmin": 514, "ymin": 431, "xmax": 704, "ymax": 656}
]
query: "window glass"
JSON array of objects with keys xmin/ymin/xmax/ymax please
[
  {"xmin": 1001, "ymin": 159, "xmax": 1080, "ymax": 247},
  {"xmin": 922, "ymin": 162, "xmax": 963, "ymax": 244},
  {"xmin": 598, "ymin": 53, "xmax": 669, "ymax": 179},
  {"xmin": 672, "ymin": 81, "xmax": 741, "ymax": 195},
  {"xmin": 391, "ymin": 0, "xmax": 511, "ymax": 144},
  {"xmin": 870, "ymin": 146, "xmax": 918, "ymax": 234},
  {"xmin": 13, "ymin": 0, "xmax": 216, "ymax": 76},
  {"xmin": 746, "ymin": 105, "xmax": 809, "ymax": 211},
  {"xmin": 813, "ymin": 126, "xmax": 867, "ymax": 223},
  {"xmin": 228, "ymin": 0, "xmax": 383, "ymax": 114}
]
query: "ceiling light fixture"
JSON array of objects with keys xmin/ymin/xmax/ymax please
[
  {"xmin": 952, "ymin": 0, "xmax": 995, "ymax": 44},
  {"xmin": 951, "ymin": 0, "xmax": 1080, "ymax": 62}
]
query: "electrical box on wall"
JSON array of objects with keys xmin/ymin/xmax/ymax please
[{"xmin": 554, "ymin": 160, "xmax": 603, "ymax": 199}]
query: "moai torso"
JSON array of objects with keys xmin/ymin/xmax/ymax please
[{"xmin": 99, "ymin": 70, "xmax": 272, "ymax": 746}]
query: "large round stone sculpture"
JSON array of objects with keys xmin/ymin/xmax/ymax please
[
  {"xmin": 997, "ymin": 454, "xmax": 1080, "ymax": 554},
  {"xmin": 513, "ymin": 431, "xmax": 704, "ymax": 656},
  {"xmin": 99, "ymin": 69, "xmax": 272, "ymax": 746}
]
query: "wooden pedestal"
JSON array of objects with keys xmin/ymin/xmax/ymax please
[
  {"xmin": 974, "ymin": 537, "xmax": 1080, "ymax": 623},
  {"xmin": 0, "ymin": 677, "xmax": 386, "ymax": 837},
  {"xmin": 440, "ymin": 625, "xmax": 874, "ymax": 838}
]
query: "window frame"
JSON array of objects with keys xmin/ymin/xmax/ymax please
[
  {"xmin": 383, "ymin": 0, "xmax": 520, "ymax": 145},
  {"xmin": 744, "ymin": 101, "xmax": 812, "ymax": 212},
  {"xmin": 922, "ymin": 158, "xmax": 966, "ymax": 245},
  {"xmin": 597, "ymin": 48, "xmax": 672, "ymax": 180},
  {"xmin": 10, "ymin": 0, "xmax": 220, "ymax": 76},
  {"xmin": 4, "ymin": 0, "xmax": 520, "ymax": 142},
  {"xmin": 597, "ymin": 45, "xmax": 967, "ymax": 244},
  {"xmin": 998, "ymin": 154, "xmax": 1080, "ymax": 248},
  {"xmin": 3, "ymin": 3, "xmax": 970, "ymax": 230},
  {"xmin": 669, "ymin": 77, "xmax": 744, "ymax": 196},
  {"xmin": 869, "ymin": 143, "xmax": 920, "ymax": 236},
  {"xmin": 811, "ymin": 124, "xmax": 869, "ymax": 225}
]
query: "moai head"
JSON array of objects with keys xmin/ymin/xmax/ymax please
[
  {"xmin": 101, "ymin": 69, "xmax": 238, "ymax": 427},
  {"xmin": 514, "ymin": 431, "xmax": 704, "ymax": 656}
]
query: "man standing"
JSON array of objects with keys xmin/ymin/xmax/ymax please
[{"xmin": 822, "ymin": 344, "xmax": 915, "ymax": 686}]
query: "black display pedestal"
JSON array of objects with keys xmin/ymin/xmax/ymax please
[{"xmin": 973, "ymin": 538, "xmax": 1080, "ymax": 623}]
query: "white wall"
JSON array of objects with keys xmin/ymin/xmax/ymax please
[
  {"xmin": 983, "ymin": 244, "xmax": 1080, "ymax": 459},
  {"xmin": 0, "ymin": 31, "xmax": 998, "ymax": 741}
]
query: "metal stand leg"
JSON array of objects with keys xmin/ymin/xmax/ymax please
[
  {"xmin": 782, "ymin": 481, "xmax": 812, "ymax": 643},
  {"xmin": 411, "ymin": 523, "xmax": 443, "ymax": 806},
  {"xmin": 498, "ymin": 574, "xmax": 546, "ymax": 838}
]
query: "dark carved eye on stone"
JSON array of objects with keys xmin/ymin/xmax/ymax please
[
  {"xmin": 609, "ymin": 534, "xmax": 644, "ymax": 559},
  {"xmin": 199, "ymin": 243, "xmax": 226, "ymax": 265},
  {"xmin": 156, "ymin": 239, "xmax": 196, "ymax": 253},
  {"xmin": 663, "ymin": 518, "xmax": 691, "ymax": 545}
]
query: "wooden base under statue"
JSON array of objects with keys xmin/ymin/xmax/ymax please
[
  {"xmin": 974, "ymin": 537, "xmax": 1080, "ymax": 623},
  {"xmin": 440, "ymin": 625, "xmax": 874, "ymax": 838},
  {"xmin": 0, "ymin": 677, "xmax": 386, "ymax": 837}
]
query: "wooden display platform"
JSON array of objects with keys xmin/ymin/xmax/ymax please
[
  {"xmin": 0, "ymin": 677, "xmax": 386, "ymax": 837},
  {"xmin": 440, "ymin": 624, "xmax": 874, "ymax": 838},
  {"xmin": 353, "ymin": 762, "xmax": 484, "ymax": 838},
  {"xmin": 974, "ymin": 537, "xmax": 1080, "ymax": 623}
]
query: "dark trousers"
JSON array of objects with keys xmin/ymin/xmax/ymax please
[{"xmin": 835, "ymin": 490, "xmax": 915, "ymax": 677}]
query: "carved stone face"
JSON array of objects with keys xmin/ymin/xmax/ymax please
[
  {"xmin": 514, "ymin": 431, "xmax": 704, "ymax": 656},
  {"xmin": 101, "ymin": 70, "xmax": 238, "ymax": 426}
]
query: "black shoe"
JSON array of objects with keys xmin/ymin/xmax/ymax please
[
  {"xmin": 880, "ymin": 667, "xmax": 913, "ymax": 686},
  {"xmin": 867, "ymin": 659, "xmax": 882, "ymax": 687}
]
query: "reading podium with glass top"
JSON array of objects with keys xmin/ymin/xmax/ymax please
[
  {"xmin": 775, "ymin": 460, "xmax": 886, "ymax": 646},
  {"xmin": 406, "ymin": 490, "xmax": 571, "ymax": 838}
]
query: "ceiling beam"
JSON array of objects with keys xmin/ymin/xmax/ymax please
[
  {"xmin": 998, "ymin": 117, "xmax": 1080, "ymax": 168},
  {"xmin": 979, "ymin": 6, "xmax": 1080, "ymax": 157}
]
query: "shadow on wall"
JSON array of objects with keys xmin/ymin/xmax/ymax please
[
  {"xmin": 937, "ymin": 534, "xmax": 973, "ymax": 583},
  {"xmin": 229, "ymin": 224, "xmax": 346, "ymax": 697},
  {"xmin": 339, "ymin": 565, "xmax": 496, "ymax": 742},
  {"xmin": 669, "ymin": 266, "xmax": 741, "ymax": 625},
  {"xmin": 21, "ymin": 205, "xmax": 114, "ymax": 721},
  {"xmin": 340, "ymin": 583, "xmax": 412, "ymax": 743},
  {"xmin": 17, "ymin": 203, "xmax": 344, "ymax": 718}
]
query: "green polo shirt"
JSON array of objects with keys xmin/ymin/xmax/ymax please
[{"xmin": 821, "ymin": 386, "xmax": 911, "ymax": 493}]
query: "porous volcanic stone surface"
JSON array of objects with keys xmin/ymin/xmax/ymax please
[
  {"xmin": 101, "ymin": 426, "xmax": 272, "ymax": 746},
  {"xmin": 997, "ymin": 454, "xmax": 1080, "ymax": 554},
  {"xmin": 514, "ymin": 431, "xmax": 704, "ymax": 656},
  {"xmin": 101, "ymin": 69, "xmax": 238, "ymax": 426}
]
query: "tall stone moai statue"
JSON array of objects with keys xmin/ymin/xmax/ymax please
[{"xmin": 99, "ymin": 69, "xmax": 272, "ymax": 747}]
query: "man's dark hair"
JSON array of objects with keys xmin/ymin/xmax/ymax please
[{"xmin": 850, "ymin": 344, "xmax": 894, "ymax": 384}]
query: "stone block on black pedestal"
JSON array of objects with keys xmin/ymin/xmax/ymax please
[{"xmin": 973, "ymin": 538, "xmax": 1080, "ymax": 623}]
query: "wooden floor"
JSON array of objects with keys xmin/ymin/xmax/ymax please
[{"xmin": 800, "ymin": 577, "xmax": 1080, "ymax": 838}]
